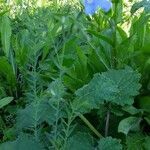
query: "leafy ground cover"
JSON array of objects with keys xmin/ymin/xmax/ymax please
[{"xmin": 0, "ymin": 0, "xmax": 150, "ymax": 149}]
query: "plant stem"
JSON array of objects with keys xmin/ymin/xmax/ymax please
[
  {"xmin": 105, "ymin": 109, "xmax": 110, "ymax": 137},
  {"xmin": 54, "ymin": 101, "xmax": 60, "ymax": 141},
  {"xmin": 79, "ymin": 114, "xmax": 103, "ymax": 138},
  {"xmin": 63, "ymin": 113, "xmax": 73, "ymax": 150},
  {"xmin": 104, "ymin": 2, "xmax": 118, "ymax": 137}
]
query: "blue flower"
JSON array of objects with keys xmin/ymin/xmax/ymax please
[{"xmin": 84, "ymin": 0, "xmax": 112, "ymax": 15}]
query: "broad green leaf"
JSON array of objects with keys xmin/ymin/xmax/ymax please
[
  {"xmin": 0, "ymin": 14, "xmax": 12, "ymax": 57},
  {"xmin": 118, "ymin": 117, "xmax": 141, "ymax": 135},
  {"xmin": 97, "ymin": 137, "xmax": 122, "ymax": 150},
  {"xmin": 0, "ymin": 97, "xmax": 13, "ymax": 109},
  {"xmin": 66, "ymin": 132, "xmax": 94, "ymax": 150},
  {"xmin": 73, "ymin": 67, "xmax": 141, "ymax": 113}
]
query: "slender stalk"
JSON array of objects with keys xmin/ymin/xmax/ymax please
[
  {"xmin": 104, "ymin": 2, "xmax": 118, "ymax": 137},
  {"xmin": 104, "ymin": 102, "xmax": 111, "ymax": 137},
  {"xmin": 79, "ymin": 114, "xmax": 103, "ymax": 138},
  {"xmin": 54, "ymin": 101, "xmax": 60, "ymax": 141},
  {"xmin": 63, "ymin": 112, "xmax": 74, "ymax": 150},
  {"xmin": 105, "ymin": 109, "xmax": 110, "ymax": 137},
  {"xmin": 112, "ymin": 2, "xmax": 118, "ymax": 69}
]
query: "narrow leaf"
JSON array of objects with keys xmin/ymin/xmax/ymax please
[
  {"xmin": 0, "ymin": 14, "xmax": 12, "ymax": 57},
  {"xmin": 0, "ymin": 97, "xmax": 13, "ymax": 109}
]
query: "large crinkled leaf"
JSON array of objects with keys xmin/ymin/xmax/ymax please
[
  {"xmin": 73, "ymin": 67, "xmax": 141, "ymax": 113},
  {"xmin": 66, "ymin": 132, "xmax": 94, "ymax": 150},
  {"xmin": 0, "ymin": 134, "xmax": 44, "ymax": 150},
  {"xmin": 97, "ymin": 137, "xmax": 122, "ymax": 150},
  {"xmin": 118, "ymin": 117, "xmax": 141, "ymax": 135}
]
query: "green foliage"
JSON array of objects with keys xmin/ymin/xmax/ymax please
[
  {"xmin": 73, "ymin": 67, "xmax": 141, "ymax": 113},
  {"xmin": 118, "ymin": 117, "xmax": 141, "ymax": 135},
  {"xmin": 97, "ymin": 137, "xmax": 122, "ymax": 150},
  {"xmin": 0, "ymin": 57, "xmax": 16, "ymax": 94},
  {"xmin": 17, "ymin": 100, "xmax": 58, "ymax": 129},
  {"xmin": 0, "ymin": 134, "xmax": 44, "ymax": 150},
  {"xmin": 0, "ymin": 97, "xmax": 13, "ymax": 109},
  {"xmin": 126, "ymin": 133, "xmax": 150, "ymax": 150},
  {"xmin": 66, "ymin": 132, "xmax": 94, "ymax": 150},
  {"xmin": 131, "ymin": 0, "xmax": 150, "ymax": 14},
  {"xmin": 0, "ymin": 0, "xmax": 149, "ymax": 149},
  {"xmin": 138, "ymin": 96, "xmax": 150, "ymax": 113},
  {"xmin": 0, "ymin": 13, "xmax": 12, "ymax": 58}
]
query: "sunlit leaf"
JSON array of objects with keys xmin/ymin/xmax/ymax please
[
  {"xmin": 118, "ymin": 117, "xmax": 141, "ymax": 135},
  {"xmin": 0, "ymin": 97, "xmax": 13, "ymax": 109}
]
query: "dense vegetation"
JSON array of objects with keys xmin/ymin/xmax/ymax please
[{"xmin": 0, "ymin": 0, "xmax": 150, "ymax": 149}]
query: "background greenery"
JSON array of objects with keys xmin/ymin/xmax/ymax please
[{"xmin": 0, "ymin": 0, "xmax": 150, "ymax": 149}]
